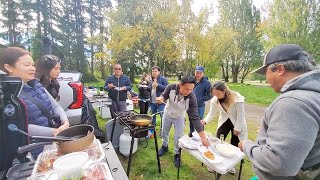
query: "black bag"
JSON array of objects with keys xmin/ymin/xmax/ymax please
[
  {"xmin": 22, "ymin": 93, "xmax": 61, "ymax": 128},
  {"xmin": 81, "ymin": 96, "xmax": 105, "ymax": 142}
]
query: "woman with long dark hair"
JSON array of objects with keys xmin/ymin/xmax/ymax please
[
  {"xmin": 36, "ymin": 55, "xmax": 61, "ymax": 100},
  {"xmin": 201, "ymin": 81, "xmax": 248, "ymax": 174}
]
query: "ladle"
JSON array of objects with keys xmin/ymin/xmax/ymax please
[{"xmin": 8, "ymin": 124, "xmax": 85, "ymax": 142}]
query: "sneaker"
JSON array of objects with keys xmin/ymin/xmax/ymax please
[
  {"xmin": 228, "ymin": 166, "xmax": 236, "ymax": 174},
  {"xmin": 207, "ymin": 166, "xmax": 215, "ymax": 173},
  {"xmin": 174, "ymin": 154, "xmax": 181, "ymax": 168},
  {"xmin": 158, "ymin": 145, "xmax": 168, "ymax": 157}
]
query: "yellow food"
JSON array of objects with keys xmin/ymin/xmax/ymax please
[{"xmin": 204, "ymin": 151, "xmax": 215, "ymax": 160}]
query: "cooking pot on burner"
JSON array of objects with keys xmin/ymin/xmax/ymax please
[
  {"xmin": 16, "ymin": 125, "xmax": 94, "ymax": 155},
  {"xmin": 130, "ymin": 111, "xmax": 162, "ymax": 127}
]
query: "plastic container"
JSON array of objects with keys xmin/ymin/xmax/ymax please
[
  {"xmin": 119, "ymin": 128, "xmax": 138, "ymax": 156},
  {"xmin": 53, "ymin": 152, "xmax": 89, "ymax": 179}
]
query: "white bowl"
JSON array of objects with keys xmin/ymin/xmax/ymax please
[
  {"xmin": 191, "ymin": 131, "xmax": 212, "ymax": 141},
  {"xmin": 53, "ymin": 152, "xmax": 89, "ymax": 179},
  {"xmin": 215, "ymin": 143, "xmax": 238, "ymax": 157}
]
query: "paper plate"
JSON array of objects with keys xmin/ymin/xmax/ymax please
[{"xmin": 197, "ymin": 145, "xmax": 224, "ymax": 164}]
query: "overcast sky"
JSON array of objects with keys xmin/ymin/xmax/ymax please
[{"xmin": 191, "ymin": 0, "xmax": 268, "ymax": 24}]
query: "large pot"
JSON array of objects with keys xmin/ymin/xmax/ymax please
[
  {"xmin": 56, "ymin": 124, "xmax": 94, "ymax": 154},
  {"xmin": 17, "ymin": 124, "xmax": 94, "ymax": 155}
]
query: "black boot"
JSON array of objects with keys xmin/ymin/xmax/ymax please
[
  {"xmin": 158, "ymin": 145, "xmax": 168, "ymax": 157},
  {"xmin": 174, "ymin": 154, "xmax": 181, "ymax": 168}
]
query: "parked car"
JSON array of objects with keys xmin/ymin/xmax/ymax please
[{"xmin": 56, "ymin": 71, "xmax": 83, "ymax": 125}]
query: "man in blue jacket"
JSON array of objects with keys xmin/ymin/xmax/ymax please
[
  {"xmin": 104, "ymin": 63, "xmax": 132, "ymax": 118},
  {"xmin": 189, "ymin": 65, "xmax": 212, "ymax": 136},
  {"xmin": 150, "ymin": 66, "xmax": 168, "ymax": 125}
]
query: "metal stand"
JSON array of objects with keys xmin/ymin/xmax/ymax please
[
  {"xmin": 110, "ymin": 111, "xmax": 161, "ymax": 178},
  {"xmin": 177, "ymin": 148, "xmax": 182, "ymax": 179},
  {"xmin": 238, "ymin": 159, "xmax": 244, "ymax": 180}
]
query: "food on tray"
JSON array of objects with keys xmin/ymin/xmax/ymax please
[
  {"xmin": 37, "ymin": 151, "xmax": 61, "ymax": 173},
  {"xmin": 204, "ymin": 150, "xmax": 215, "ymax": 160},
  {"xmin": 82, "ymin": 163, "xmax": 113, "ymax": 180}
]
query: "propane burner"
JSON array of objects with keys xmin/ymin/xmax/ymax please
[{"xmin": 110, "ymin": 110, "xmax": 161, "ymax": 177}]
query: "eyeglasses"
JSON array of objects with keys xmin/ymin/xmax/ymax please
[{"xmin": 114, "ymin": 68, "xmax": 122, "ymax": 70}]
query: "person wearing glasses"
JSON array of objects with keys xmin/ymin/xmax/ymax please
[
  {"xmin": 36, "ymin": 55, "xmax": 62, "ymax": 101},
  {"xmin": 104, "ymin": 63, "xmax": 132, "ymax": 118}
]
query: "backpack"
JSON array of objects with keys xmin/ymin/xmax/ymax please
[{"xmin": 81, "ymin": 96, "xmax": 105, "ymax": 142}]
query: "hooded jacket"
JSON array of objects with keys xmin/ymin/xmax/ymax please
[
  {"xmin": 243, "ymin": 70, "xmax": 320, "ymax": 180},
  {"xmin": 161, "ymin": 84, "xmax": 203, "ymax": 132},
  {"xmin": 193, "ymin": 76, "xmax": 212, "ymax": 107}
]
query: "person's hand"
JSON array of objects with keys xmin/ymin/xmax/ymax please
[
  {"xmin": 198, "ymin": 131, "xmax": 210, "ymax": 147},
  {"xmin": 107, "ymin": 83, "xmax": 114, "ymax": 89},
  {"xmin": 52, "ymin": 128, "xmax": 60, "ymax": 136},
  {"xmin": 238, "ymin": 141, "xmax": 246, "ymax": 151},
  {"xmin": 53, "ymin": 121, "xmax": 70, "ymax": 136},
  {"xmin": 152, "ymin": 82, "xmax": 158, "ymax": 89},
  {"xmin": 233, "ymin": 129, "xmax": 241, "ymax": 136},
  {"xmin": 201, "ymin": 137, "xmax": 210, "ymax": 147},
  {"xmin": 121, "ymin": 86, "xmax": 126, "ymax": 90},
  {"xmin": 200, "ymin": 120, "xmax": 207, "ymax": 126},
  {"xmin": 156, "ymin": 97, "xmax": 164, "ymax": 104}
]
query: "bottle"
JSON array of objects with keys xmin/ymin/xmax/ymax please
[{"xmin": 220, "ymin": 134, "xmax": 224, "ymax": 142}]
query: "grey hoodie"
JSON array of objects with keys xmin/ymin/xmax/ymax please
[{"xmin": 243, "ymin": 70, "xmax": 320, "ymax": 180}]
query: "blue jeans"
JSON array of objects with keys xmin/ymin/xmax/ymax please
[
  {"xmin": 189, "ymin": 106, "xmax": 205, "ymax": 134},
  {"xmin": 150, "ymin": 103, "xmax": 165, "ymax": 125}
]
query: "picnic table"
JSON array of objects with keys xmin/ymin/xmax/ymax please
[{"xmin": 177, "ymin": 134, "xmax": 245, "ymax": 180}]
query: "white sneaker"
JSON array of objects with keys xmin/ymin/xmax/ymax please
[
  {"xmin": 207, "ymin": 166, "xmax": 215, "ymax": 173},
  {"xmin": 228, "ymin": 166, "xmax": 236, "ymax": 174}
]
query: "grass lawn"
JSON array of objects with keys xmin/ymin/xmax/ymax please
[{"xmin": 90, "ymin": 80, "xmax": 277, "ymax": 179}]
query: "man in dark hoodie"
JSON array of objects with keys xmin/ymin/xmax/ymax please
[
  {"xmin": 189, "ymin": 65, "xmax": 212, "ymax": 136},
  {"xmin": 104, "ymin": 63, "xmax": 132, "ymax": 118}
]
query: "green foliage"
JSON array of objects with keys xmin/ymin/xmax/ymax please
[
  {"xmin": 228, "ymin": 83, "xmax": 278, "ymax": 106},
  {"xmin": 259, "ymin": 0, "xmax": 320, "ymax": 62}
]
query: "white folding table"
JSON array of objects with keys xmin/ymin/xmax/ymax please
[{"xmin": 177, "ymin": 134, "xmax": 245, "ymax": 180}]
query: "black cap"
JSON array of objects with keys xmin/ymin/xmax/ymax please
[{"xmin": 253, "ymin": 44, "xmax": 310, "ymax": 74}]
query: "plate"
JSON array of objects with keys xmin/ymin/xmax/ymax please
[
  {"xmin": 197, "ymin": 145, "xmax": 224, "ymax": 164},
  {"xmin": 139, "ymin": 85, "xmax": 149, "ymax": 88},
  {"xmin": 192, "ymin": 131, "xmax": 212, "ymax": 141},
  {"xmin": 215, "ymin": 143, "xmax": 238, "ymax": 157},
  {"xmin": 181, "ymin": 140, "xmax": 197, "ymax": 150}
]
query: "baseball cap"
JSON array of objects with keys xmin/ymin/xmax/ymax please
[
  {"xmin": 253, "ymin": 44, "xmax": 310, "ymax": 74},
  {"xmin": 195, "ymin": 65, "xmax": 204, "ymax": 72}
]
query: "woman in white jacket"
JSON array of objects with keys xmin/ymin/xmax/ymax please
[
  {"xmin": 201, "ymin": 81, "xmax": 248, "ymax": 174},
  {"xmin": 201, "ymin": 81, "xmax": 248, "ymax": 146}
]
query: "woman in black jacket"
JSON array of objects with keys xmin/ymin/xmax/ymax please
[
  {"xmin": 36, "ymin": 55, "xmax": 61, "ymax": 101},
  {"xmin": 137, "ymin": 73, "xmax": 152, "ymax": 114}
]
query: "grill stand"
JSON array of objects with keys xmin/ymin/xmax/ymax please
[{"xmin": 111, "ymin": 111, "xmax": 161, "ymax": 178}]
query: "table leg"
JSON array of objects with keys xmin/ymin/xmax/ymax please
[
  {"xmin": 238, "ymin": 159, "xmax": 244, "ymax": 180},
  {"xmin": 177, "ymin": 148, "xmax": 182, "ymax": 179},
  {"xmin": 153, "ymin": 129, "xmax": 161, "ymax": 173}
]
